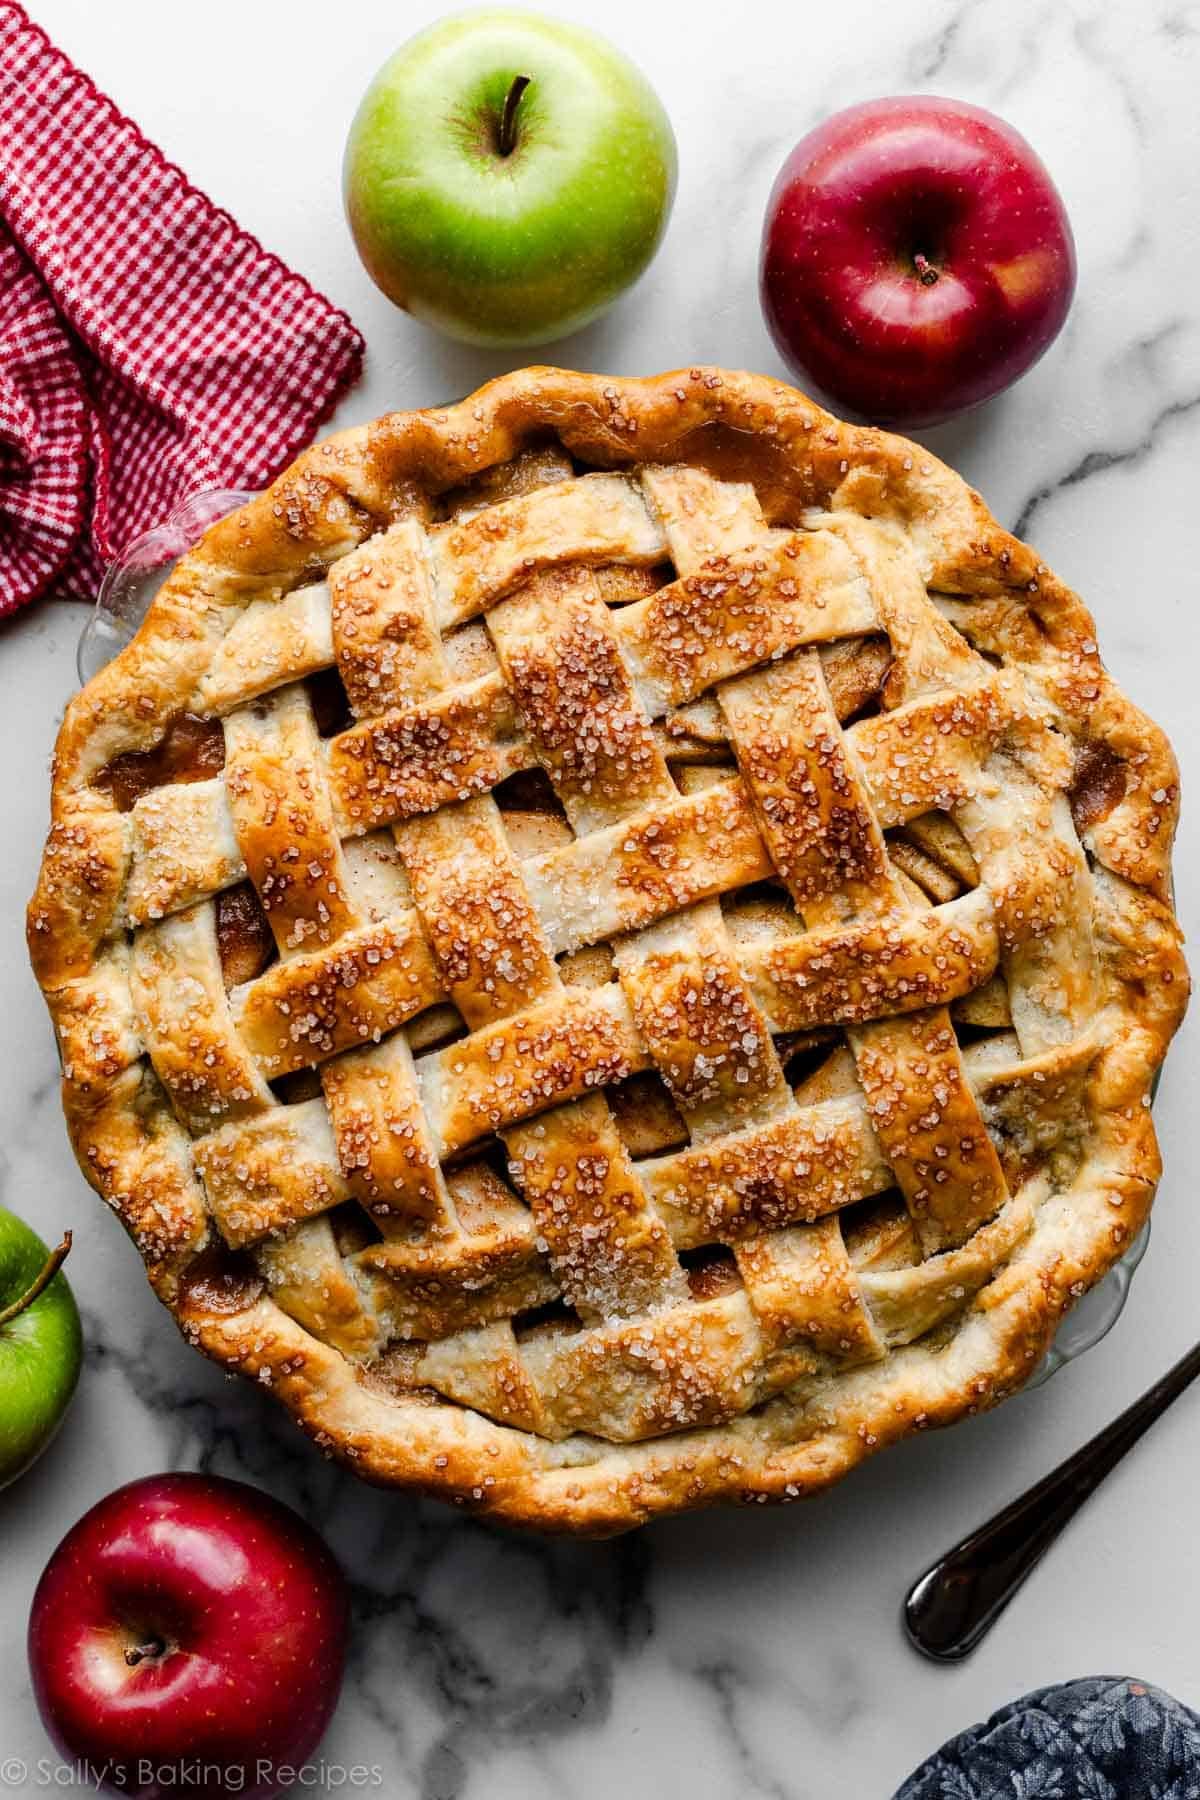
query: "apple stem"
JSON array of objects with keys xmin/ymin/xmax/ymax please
[
  {"xmin": 0, "ymin": 1231, "xmax": 72, "ymax": 1328},
  {"xmin": 125, "ymin": 1638, "xmax": 167, "ymax": 1668},
  {"xmin": 913, "ymin": 252, "xmax": 940, "ymax": 286},
  {"xmin": 497, "ymin": 75, "xmax": 531, "ymax": 157}
]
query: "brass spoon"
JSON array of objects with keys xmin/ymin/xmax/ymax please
[{"xmin": 904, "ymin": 1338, "xmax": 1200, "ymax": 1661}]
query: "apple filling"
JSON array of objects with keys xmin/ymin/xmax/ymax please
[{"xmin": 94, "ymin": 712, "xmax": 225, "ymax": 812}]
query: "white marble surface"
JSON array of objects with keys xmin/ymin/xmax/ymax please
[{"xmin": 2, "ymin": 0, "xmax": 1199, "ymax": 1794}]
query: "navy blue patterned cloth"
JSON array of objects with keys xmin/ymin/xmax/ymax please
[{"xmin": 895, "ymin": 1677, "xmax": 1200, "ymax": 1798}]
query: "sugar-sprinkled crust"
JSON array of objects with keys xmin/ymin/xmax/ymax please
[{"xmin": 29, "ymin": 367, "xmax": 1188, "ymax": 1533}]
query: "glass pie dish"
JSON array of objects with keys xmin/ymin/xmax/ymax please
[{"xmin": 76, "ymin": 488, "xmax": 1152, "ymax": 1391}]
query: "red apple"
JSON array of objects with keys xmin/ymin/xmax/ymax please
[
  {"xmin": 28, "ymin": 1474, "xmax": 349, "ymax": 1800},
  {"xmin": 760, "ymin": 96, "xmax": 1077, "ymax": 426}
]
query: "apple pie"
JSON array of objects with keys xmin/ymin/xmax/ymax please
[{"xmin": 29, "ymin": 368, "xmax": 1187, "ymax": 1531}]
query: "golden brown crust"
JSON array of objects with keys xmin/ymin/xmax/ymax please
[{"xmin": 29, "ymin": 367, "xmax": 1188, "ymax": 1533}]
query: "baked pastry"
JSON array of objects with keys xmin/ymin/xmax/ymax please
[{"xmin": 29, "ymin": 368, "xmax": 1187, "ymax": 1532}]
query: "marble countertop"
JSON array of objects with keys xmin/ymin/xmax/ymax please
[{"xmin": 3, "ymin": 1, "xmax": 1198, "ymax": 1794}]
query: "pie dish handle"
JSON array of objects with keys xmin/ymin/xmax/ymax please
[
  {"xmin": 73, "ymin": 485, "xmax": 1152, "ymax": 1384},
  {"xmin": 76, "ymin": 489, "xmax": 258, "ymax": 687},
  {"xmin": 1024, "ymin": 1220, "xmax": 1149, "ymax": 1390}
]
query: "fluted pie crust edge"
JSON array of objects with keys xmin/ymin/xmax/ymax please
[{"xmin": 29, "ymin": 367, "xmax": 1188, "ymax": 1533}]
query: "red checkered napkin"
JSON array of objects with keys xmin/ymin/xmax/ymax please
[{"xmin": 0, "ymin": 2, "xmax": 364, "ymax": 616}]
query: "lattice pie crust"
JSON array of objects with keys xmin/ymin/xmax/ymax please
[{"xmin": 29, "ymin": 369, "xmax": 1187, "ymax": 1531}]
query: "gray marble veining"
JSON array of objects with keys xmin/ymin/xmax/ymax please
[{"xmin": 2, "ymin": 1, "xmax": 1199, "ymax": 1795}]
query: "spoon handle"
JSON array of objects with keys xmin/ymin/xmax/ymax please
[{"xmin": 904, "ymin": 1337, "xmax": 1200, "ymax": 1661}]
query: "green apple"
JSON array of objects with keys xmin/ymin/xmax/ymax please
[
  {"xmin": 343, "ymin": 8, "xmax": 677, "ymax": 346},
  {"xmin": 0, "ymin": 1211, "xmax": 82, "ymax": 1487}
]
